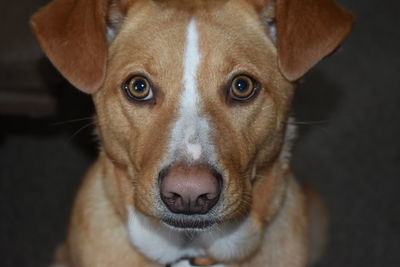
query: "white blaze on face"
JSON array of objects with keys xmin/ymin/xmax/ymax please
[{"xmin": 169, "ymin": 19, "xmax": 213, "ymax": 163}]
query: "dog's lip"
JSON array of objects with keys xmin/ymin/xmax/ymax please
[{"xmin": 161, "ymin": 217, "xmax": 216, "ymax": 230}]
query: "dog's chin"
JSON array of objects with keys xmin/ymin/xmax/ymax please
[{"xmin": 160, "ymin": 216, "xmax": 217, "ymax": 232}]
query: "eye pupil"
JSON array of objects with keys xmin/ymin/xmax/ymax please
[
  {"xmin": 134, "ymin": 79, "xmax": 147, "ymax": 92},
  {"xmin": 235, "ymin": 79, "xmax": 248, "ymax": 92}
]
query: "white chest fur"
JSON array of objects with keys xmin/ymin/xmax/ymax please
[{"xmin": 127, "ymin": 207, "xmax": 262, "ymax": 266}]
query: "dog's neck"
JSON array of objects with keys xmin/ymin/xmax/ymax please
[{"xmin": 126, "ymin": 206, "xmax": 259, "ymax": 266}]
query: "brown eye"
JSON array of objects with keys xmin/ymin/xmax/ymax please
[
  {"xmin": 230, "ymin": 75, "xmax": 256, "ymax": 100},
  {"xmin": 123, "ymin": 76, "xmax": 153, "ymax": 101}
]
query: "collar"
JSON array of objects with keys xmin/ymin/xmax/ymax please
[{"xmin": 166, "ymin": 257, "xmax": 217, "ymax": 267}]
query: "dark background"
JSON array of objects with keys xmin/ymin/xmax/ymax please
[{"xmin": 0, "ymin": 0, "xmax": 399, "ymax": 266}]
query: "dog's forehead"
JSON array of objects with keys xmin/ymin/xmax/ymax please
[{"xmin": 109, "ymin": 0, "xmax": 277, "ymax": 83}]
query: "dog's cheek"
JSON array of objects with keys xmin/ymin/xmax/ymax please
[
  {"xmin": 201, "ymin": 114, "xmax": 257, "ymax": 219},
  {"xmin": 92, "ymin": 89, "xmax": 133, "ymax": 164},
  {"xmin": 131, "ymin": 120, "xmax": 176, "ymax": 216},
  {"xmin": 206, "ymin": 88, "xmax": 292, "ymax": 219},
  {"xmin": 247, "ymin": 78, "xmax": 295, "ymax": 168},
  {"xmin": 93, "ymin": 90, "xmax": 175, "ymax": 216}
]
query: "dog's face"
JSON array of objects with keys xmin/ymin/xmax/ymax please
[
  {"xmin": 93, "ymin": 0, "xmax": 293, "ymax": 229},
  {"xmin": 32, "ymin": 0, "xmax": 353, "ymax": 259}
]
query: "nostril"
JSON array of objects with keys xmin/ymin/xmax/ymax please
[
  {"xmin": 198, "ymin": 193, "xmax": 216, "ymax": 201},
  {"xmin": 172, "ymin": 193, "xmax": 181, "ymax": 198},
  {"xmin": 194, "ymin": 192, "xmax": 220, "ymax": 214},
  {"xmin": 163, "ymin": 193, "xmax": 180, "ymax": 203},
  {"xmin": 161, "ymin": 192, "xmax": 185, "ymax": 213},
  {"xmin": 163, "ymin": 192, "xmax": 180, "ymax": 199},
  {"xmin": 196, "ymin": 194, "xmax": 209, "ymax": 207},
  {"xmin": 198, "ymin": 194, "xmax": 209, "ymax": 200}
]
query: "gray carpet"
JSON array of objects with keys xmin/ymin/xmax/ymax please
[{"xmin": 1, "ymin": 0, "xmax": 399, "ymax": 266}]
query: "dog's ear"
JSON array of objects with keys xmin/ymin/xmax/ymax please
[
  {"xmin": 253, "ymin": 0, "xmax": 354, "ymax": 81},
  {"xmin": 31, "ymin": 0, "xmax": 119, "ymax": 93},
  {"xmin": 276, "ymin": 0, "xmax": 354, "ymax": 81}
]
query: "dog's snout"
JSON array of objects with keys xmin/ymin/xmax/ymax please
[{"xmin": 160, "ymin": 165, "xmax": 221, "ymax": 215}]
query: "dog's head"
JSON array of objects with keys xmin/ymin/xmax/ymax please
[{"xmin": 32, "ymin": 0, "xmax": 352, "ymax": 244}]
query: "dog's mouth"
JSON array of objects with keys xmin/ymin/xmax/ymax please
[{"xmin": 161, "ymin": 215, "xmax": 218, "ymax": 230}]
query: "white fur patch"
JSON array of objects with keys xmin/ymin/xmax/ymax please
[
  {"xmin": 171, "ymin": 261, "xmax": 193, "ymax": 267},
  {"xmin": 263, "ymin": 2, "xmax": 277, "ymax": 44},
  {"xmin": 127, "ymin": 207, "xmax": 205, "ymax": 264},
  {"xmin": 182, "ymin": 19, "xmax": 201, "ymax": 113},
  {"xmin": 180, "ymin": 18, "xmax": 202, "ymax": 161},
  {"xmin": 106, "ymin": 26, "xmax": 116, "ymax": 43},
  {"xmin": 127, "ymin": 207, "xmax": 259, "ymax": 266},
  {"xmin": 186, "ymin": 142, "xmax": 202, "ymax": 160},
  {"xmin": 268, "ymin": 22, "xmax": 277, "ymax": 44},
  {"xmin": 201, "ymin": 217, "xmax": 262, "ymax": 261},
  {"xmin": 167, "ymin": 19, "xmax": 215, "ymax": 165}
]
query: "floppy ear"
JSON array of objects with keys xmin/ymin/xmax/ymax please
[
  {"xmin": 31, "ymin": 0, "xmax": 110, "ymax": 93},
  {"xmin": 276, "ymin": 0, "xmax": 354, "ymax": 81},
  {"xmin": 256, "ymin": 0, "xmax": 354, "ymax": 81}
]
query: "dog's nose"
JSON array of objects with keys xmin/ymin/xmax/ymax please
[{"xmin": 160, "ymin": 165, "xmax": 221, "ymax": 215}]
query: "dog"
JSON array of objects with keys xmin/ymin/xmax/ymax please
[{"xmin": 31, "ymin": 0, "xmax": 353, "ymax": 266}]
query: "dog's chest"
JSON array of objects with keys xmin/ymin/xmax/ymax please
[
  {"xmin": 127, "ymin": 208, "xmax": 259, "ymax": 266},
  {"xmin": 127, "ymin": 207, "xmax": 207, "ymax": 262}
]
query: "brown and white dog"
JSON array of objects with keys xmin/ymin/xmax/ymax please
[{"xmin": 31, "ymin": 0, "xmax": 353, "ymax": 266}]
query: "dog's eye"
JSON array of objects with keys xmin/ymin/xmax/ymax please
[
  {"xmin": 230, "ymin": 75, "xmax": 257, "ymax": 101},
  {"xmin": 123, "ymin": 76, "xmax": 153, "ymax": 101}
]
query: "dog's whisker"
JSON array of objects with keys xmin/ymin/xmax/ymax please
[
  {"xmin": 67, "ymin": 122, "xmax": 96, "ymax": 142},
  {"xmin": 287, "ymin": 119, "xmax": 329, "ymax": 125},
  {"xmin": 51, "ymin": 116, "xmax": 96, "ymax": 126}
]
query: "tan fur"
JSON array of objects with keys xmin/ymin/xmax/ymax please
[
  {"xmin": 30, "ymin": 0, "xmax": 109, "ymax": 93},
  {"xmin": 31, "ymin": 0, "xmax": 353, "ymax": 266},
  {"xmin": 276, "ymin": 0, "xmax": 354, "ymax": 81},
  {"xmin": 65, "ymin": 157, "xmax": 160, "ymax": 266}
]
